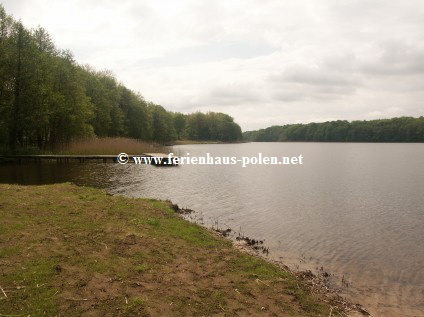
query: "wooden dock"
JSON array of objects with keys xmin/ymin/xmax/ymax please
[{"xmin": 0, "ymin": 154, "xmax": 178, "ymax": 166}]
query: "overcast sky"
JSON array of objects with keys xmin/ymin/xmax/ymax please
[{"xmin": 2, "ymin": 0, "xmax": 424, "ymax": 131}]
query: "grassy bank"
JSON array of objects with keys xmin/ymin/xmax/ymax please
[{"xmin": 1, "ymin": 183, "xmax": 340, "ymax": 316}]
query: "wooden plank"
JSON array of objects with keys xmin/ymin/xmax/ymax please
[{"xmin": 143, "ymin": 153, "xmax": 175, "ymax": 158}]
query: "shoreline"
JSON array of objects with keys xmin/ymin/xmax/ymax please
[
  {"xmin": 185, "ymin": 211, "xmax": 372, "ymax": 317},
  {"xmin": 0, "ymin": 182, "xmax": 370, "ymax": 316}
]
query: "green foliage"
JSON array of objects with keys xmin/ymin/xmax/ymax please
[
  {"xmin": 148, "ymin": 103, "xmax": 176, "ymax": 143},
  {"xmin": 244, "ymin": 117, "xmax": 424, "ymax": 142},
  {"xmin": 173, "ymin": 112, "xmax": 186, "ymax": 139},
  {"xmin": 0, "ymin": 5, "xmax": 243, "ymax": 152},
  {"xmin": 180, "ymin": 111, "xmax": 243, "ymax": 142}
]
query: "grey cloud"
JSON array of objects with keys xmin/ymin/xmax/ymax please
[
  {"xmin": 206, "ymin": 84, "xmax": 263, "ymax": 106},
  {"xmin": 134, "ymin": 40, "xmax": 278, "ymax": 68},
  {"xmin": 267, "ymin": 65, "xmax": 360, "ymax": 103},
  {"xmin": 1, "ymin": 0, "xmax": 27, "ymax": 13},
  {"xmin": 360, "ymin": 43, "xmax": 424, "ymax": 76},
  {"xmin": 271, "ymin": 91, "xmax": 306, "ymax": 103},
  {"xmin": 124, "ymin": 1, "xmax": 152, "ymax": 19},
  {"xmin": 283, "ymin": 69, "xmax": 359, "ymax": 87}
]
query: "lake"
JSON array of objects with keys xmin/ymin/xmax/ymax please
[{"xmin": 1, "ymin": 142, "xmax": 423, "ymax": 317}]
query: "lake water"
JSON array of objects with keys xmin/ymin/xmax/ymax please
[{"xmin": 1, "ymin": 143, "xmax": 423, "ymax": 317}]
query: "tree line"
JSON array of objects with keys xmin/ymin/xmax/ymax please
[
  {"xmin": 243, "ymin": 117, "xmax": 424, "ymax": 142},
  {"xmin": 0, "ymin": 5, "xmax": 242, "ymax": 151}
]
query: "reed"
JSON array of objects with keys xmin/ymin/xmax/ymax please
[{"xmin": 55, "ymin": 137, "xmax": 167, "ymax": 155}]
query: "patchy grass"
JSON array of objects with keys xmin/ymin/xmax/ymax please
[
  {"xmin": 0, "ymin": 183, "xmax": 339, "ymax": 316},
  {"xmin": 135, "ymin": 264, "xmax": 150, "ymax": 273}
]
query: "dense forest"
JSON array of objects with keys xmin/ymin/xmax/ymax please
[
  {"xmin": 243, "ymin": 117, "xmax": 424, "ymax": 142},
  {"xmin": 0, "ymin": 5, "xmax": 242, "ymax": 151}
]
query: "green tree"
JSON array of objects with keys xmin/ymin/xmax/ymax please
[{"xmin": 148, "ymin": 103, "xmax": 176, "ymax": 143}]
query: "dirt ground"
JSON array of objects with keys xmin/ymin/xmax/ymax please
[{"xmin": 1, "ymin": 183, "xmax": 351, "ymax": 316}]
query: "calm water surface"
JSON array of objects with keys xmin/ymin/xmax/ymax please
[{"xmin": 1, "ymin": 143, "xmax": 423, "ymax": 317}]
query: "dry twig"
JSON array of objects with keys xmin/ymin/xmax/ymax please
[{"xmin": 0, "ymin": 285, "xmax": 7, "ymax": 298}]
